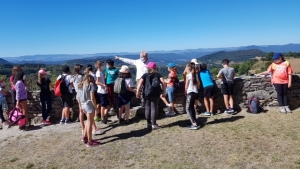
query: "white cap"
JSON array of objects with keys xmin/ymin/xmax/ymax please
[{"xmin": 191, "ymin": 59, "xmax": 199, "ymax": 64}]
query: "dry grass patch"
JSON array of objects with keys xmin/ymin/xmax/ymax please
[{"xmin": 0, "ymin": 109, "xmax": 300, "ymax": 169}]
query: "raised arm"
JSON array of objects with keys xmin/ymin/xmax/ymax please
[{"xmin": 115, "ymin": 56, "xmax": 137, "ymax": 66}]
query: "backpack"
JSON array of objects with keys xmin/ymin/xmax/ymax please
[
  {"xmin": 8, "ymin": 107, "xmax": 25, "ymax": 126},
  {"xmin": 54, "ymin": 74, "xmax": 70, "ymax": 97},
  {"xmin": 144, "ymin": 73, "xmax": 161, "ymax": 97},
  {"xmin": 247, "ymin": 96, "xmax": 261, "ymax": 114},
  {"xmin": 174, "ymin": 76, "xmax": 181, "ymax": 91},
  {"xmin": 114, "ymin": 78, "xmax": 127, "ymax": 94}
]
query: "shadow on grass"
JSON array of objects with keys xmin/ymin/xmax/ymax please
[
  {"xmin": 98, "ymin": 127, "xmax": 151, "ymax": 144},
  {"xmin": 205, "ymin": 115, "xmax": 245, "ymax": 125}
]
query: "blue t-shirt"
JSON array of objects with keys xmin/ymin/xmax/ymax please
[
  {"xmin": 199, "ymin": 70, "xmax": 214, "ymax": 88},
  {"xmin": 105, "ymin": 67, "xmax": 119, "ymax": 85}
]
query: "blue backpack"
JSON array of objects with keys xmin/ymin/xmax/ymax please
[{"xmin": 247, "ymin": 96, "xmax": 261, "ymax": 114}]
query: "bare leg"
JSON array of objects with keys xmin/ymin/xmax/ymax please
[
  {"xmin": 65, "ymin": 107, "xmax": 70, "ymax": 119},
  {"xmin": 119, "ymin": 106, "xmax": 125, "ymax": 120},
  {"xmin": 86, "ymin": 112, "xmax": 95, "ymax": 142},
  {"xmin": 209, "ymin": 97, "xmax": 214, "ymax": 113},
  {"xmin": 229, "ymin": 95, "xmax": 234, "ymax": 108},
  {"xmin": 203, "ymin": 97, "xmax": 209, "ymax": 112},
  {"xmin": 223, "ymin": 95, "xmax": 230, "ymax": 109},
  {"xmin": 170, "ymin": 102, "xmax": 174, "ymax": 112},
  {"xmin": 160, "ymin": 94, "xmax": 169, "ymax": 106},
  {"xmin": 125, "ymin": 105, "xmax": 130, "ymax": 121}
]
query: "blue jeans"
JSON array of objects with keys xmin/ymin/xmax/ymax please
[
  {"xmin": 40, "ymin": 95, "xmax": 52, "ymax": 121},
  {"xmin": 166, "ymin": 86, "xmax": 175, "ymax": 103}
]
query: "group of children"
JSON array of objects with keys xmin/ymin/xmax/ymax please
[{"xmin": 0, "ymin": 52, "xmax": 294, "ymax": 146}]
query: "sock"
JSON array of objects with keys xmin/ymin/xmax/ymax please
[
  {"xmin": 61, "ymin": 118, "xmax": 66, "ymax": 122},
  {"xmin": 65, "ymin": 118, "xmax": 69, "ymax": 122}
]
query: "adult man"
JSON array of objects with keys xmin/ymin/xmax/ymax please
[{"xmin": 115, "ymin": 51, "xmax": 149, "ymax": 106}]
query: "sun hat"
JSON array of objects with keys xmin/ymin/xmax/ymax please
[
  {"xmin": 273, "ymin": 53, "xmax": 282, "ymax": 60},
  {"xmin": 166, "ymin": 63, "xmax": 175, "ymax": 68},
  {"xmin": 191, "ymin": 59, "xmax": 199, "ymax": 64},
  {"xmin": 146, "ymin": 62, "xmax": 157, "ymax": 69},
  {"xmin": 119, "ymin": 65, "xmax": 129, "ymax": 73},
  {"xmin": 38, "ymin": 69, "xmax": 47, "ymax": 75}
]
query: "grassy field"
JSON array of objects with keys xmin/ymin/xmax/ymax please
[
  {"xmin": 0, "ymin": 109, "xmax": 300, "ymax": 169},
  {"xmin": 250, "ymin": 57, "xmax": 300, "ymax": 74}
]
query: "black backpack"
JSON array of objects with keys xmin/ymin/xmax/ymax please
[
  {"xmin": 144, "ymin": 73, "xmax": 161, "ymax": 97},
  {"xmin": 174, "ymin": 76, "xmax": 181, "ymax": 91},
  {"xmin": 247, "ymin": 96, "xmax": 261, "ymax": 114},
  {"xmin": 59, "ymin": 75, "xmax": 70, "ymax": 95}
]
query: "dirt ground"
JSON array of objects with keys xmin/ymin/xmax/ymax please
[{"xmin": 0, "ymin": 109, "xmax": 300, "ymax": 169}]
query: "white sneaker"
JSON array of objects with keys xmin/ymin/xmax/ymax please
[
  {"xmin": 284, "ymin": 106, "xmax": 292, "ymax": 113},
  {"xmin": 279, "ymin": 107, "xmax": 286, "ymax": 114}
]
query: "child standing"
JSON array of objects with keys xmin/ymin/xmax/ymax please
[
  {"xmin": 0, "ymin": 81, "xmax": 9, "ymax": 127},
  {"xmin": 160, "ymin": 62, "xmax": 177, "ymax": 117},
  {"xmin": 117, "ymin": 65, "xmax": 135, "ymax": 124},
  {"xmin": 137, "ymin": 62, "xmax": 166, "ymax": 130},
  {"xmin": 77, "ymin": 74, "xmax": 100, "ymax": 147},
  {"xmin": 199, "ymin": 63, "xmax": 215, "ymax": 116},
  {"xmin": 105, "ymin": 59, "xmax": 119, "ymax": 114},
  {"xmin": 95, "ymin": 61, "xmax": 110, "ymax": 124},
  {"xmin": 217, "ymin": 59, "xmax": 235, "ymax": 114},
  {"xmin": 257, "ymin": 53, "xmax": 293, "ymax": 113},
  {"xmin": 37, "ymin": 69, "xmax": 52, "ymax": 125},
  {"xmin": 185, "ymin": 63, "xmax": 200, "ymax": 130},
  {"xmin": 14, "ymin": 72, "xmax": 31, "ymax": 130},
  {"xmin": 57, "ymin": 65, "xmax": 74, "ymax": 124}
]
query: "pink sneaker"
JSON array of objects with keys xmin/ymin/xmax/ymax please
[
  {"xmin": 42, "ymin": 120, "xmax": 51, "ymax": 125},
  {"xmin": 86, "ymin": 140, "xmax": 100, "ymax": 147},
  {"xmin": 81, "ymin": 137, "xmax": 88, "ymax": 144}
]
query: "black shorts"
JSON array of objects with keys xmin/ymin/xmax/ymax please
[
  {"xmin": 221, "ymin": 82, "xmax": 234, "ymax": 95},
  {"xmin": 204, "ymin": 85, "xmax": 215, "ymax": 98},
  {"xmin": 95, "ymin": 91, "xmax": 100, "ymax": 104},
  {"xmin": 61, "ymin": 93, "xmax": 73, "ymax": 108},
  {"xmin": 97, "ymin": 93, "xmax": 109, "ymax": 107}
]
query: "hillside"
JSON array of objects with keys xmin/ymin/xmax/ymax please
[
  {"xmin": 197, "ymin": 49, "xmax": 265, "ymax": 66},
  {"xmin": 0, "ymin": 58, "xmax": 12, "ymax": 65}
]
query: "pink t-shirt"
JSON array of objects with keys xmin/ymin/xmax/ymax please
[
  {"xmin": 167, "ymin": 71, "xmax": 177, "ymax": 87},
  {"xmin": 268, "ymin": 61, "xmax": 293, "ymax": 84},
  {"xmin": 10, "ymin": 76, "xmax": 15, "ymax": 90}
]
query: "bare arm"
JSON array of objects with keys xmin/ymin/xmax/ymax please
[
  {"xmin": 185, "ymin": 78, "xmax": 189, "ymax": 96},
  {"xmin": 160, "ymin": 77, "xmax": 166, "ymax": 96},
  {"xmin": 95, "ymin": 77, "xmax": 106, "ymax": 87},
  {"xmin": 136, "ymin": 79, "xmax": 144, "ymax": 98},
  {"xmin": 288, "ymin": 74, "xmax": 292, "ymax": 88}
]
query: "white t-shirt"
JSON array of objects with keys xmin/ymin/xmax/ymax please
[
  {"xmin": 186, "ymin": 73, "xmax": 198, "ymax": 94},
  {"xmin": 125, "ymin": 78, "xmax": 133, "ymax": 88},
  {"xmin": 57, "ymin": 74, "xmax": 73, "ymax": 93},
  {"xmin": 96, "ymin": 70, "xmax": 107, "ymax": 94},
  {"xmin": 119, "ymin": 57, "xmax": 148, "ymax": 80}
]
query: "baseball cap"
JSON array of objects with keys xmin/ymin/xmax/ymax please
[
  {"xmin": 38, "ymin": 69, "xmax": 47, "ymax": 75},
  {"xmin": 166, "ymin": 63, "xmax": 175, "ymax": 68},
  {"xmin": 146, "ymin": 62, "xmax": 157, "ymax": 69},
  {"xmin": 273, "ymin": 53, "xmax": 282, "ymax": 60}
]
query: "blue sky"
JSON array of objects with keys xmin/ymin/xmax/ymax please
[{"xmin": 0, "ymin": 0, "xmax": 300, "ymax": 57}]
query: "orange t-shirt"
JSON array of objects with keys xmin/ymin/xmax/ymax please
[
  {"xmin": 268, "ymin": 61, "xmax": 293, "ymax": 84},
  {"xmin": 167, "ymin": 71, "xmax": 177, "ymax": 87}
]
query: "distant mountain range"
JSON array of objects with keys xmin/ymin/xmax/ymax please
[{"xmin": 2, "ymin": 43, "xmax": 300, "ymax": 65}]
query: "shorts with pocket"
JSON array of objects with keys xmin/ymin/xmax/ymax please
[
  {"xmin": 203, "ymin": 85, "xmax": 215, "ymax": 98},
  {"xmin": 97, "ymin": 93, "xmax": 109, "ymax": 107},
  {"xmin": 81, "ymin": 101, "xmax": 95, "ymax": 114},
  {"xmin": 221, "ymin": 82, "xmax": 234, "ymax": 95},
  {"xmin": 166, "ymin": 86, "xmax": 175, "ymax": 102},
  {"xmin": 61, "ymin": 93, "xmax": 73, "ymax": 108}
]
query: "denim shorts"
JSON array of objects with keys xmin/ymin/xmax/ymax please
[
  {"xmin": 81, "ymin": 101, "xmax": 95, "ymax": 114},
  {"xmin": 166, "ymin": 86, "xmax": 175, "ymax": 103}
]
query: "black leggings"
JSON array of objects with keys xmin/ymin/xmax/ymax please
[
  {"xmin": 11, "ymin": 89, "xmax": 17, "ymax": 107},
  {"xmin": 186, "ymin": 92, "xmax": 197, "ymax": 124},
  {"xmin": 0, "ymin": 105, "xmax": 5, "ymax": 122},
  {"xmin": 273, "ymin": 84, "xmax": 288, "ymax": 106},
  {"xmin": 145, "ymin": 97, "xmax": 159, "ymax": 125}
]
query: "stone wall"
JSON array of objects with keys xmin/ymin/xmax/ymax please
[{"xmin": 4, "ymin": 75, "xmax": 300, "ymax": 124}]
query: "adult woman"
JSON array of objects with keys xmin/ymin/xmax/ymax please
[{"xmin": 136, "ymin": 62, "xmax": 166, "ymax": 130}]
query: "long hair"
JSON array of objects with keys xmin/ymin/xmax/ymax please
[
  {"xmin": 12, "ymin": 66, "xmax": 19, "ymax": 76},
  {"xmin": 187, "ymin": 63, "xmax": 197, "ymax": 85},
  {"xmin": 119, "ymin": 72, "xmax": 132, "ymax": 78},
  {"xmin": 169, "ymin": 67, "xmax": 178, "ymax": 73},
  {"xmin": 78, "ymin": 74, "xmax": 95, "ymax": 89},
  {"xmin": 14, "ymin": 71, "xmax": 24, "ymax": 85},
  {"xmin": 73, "ymin": 64, "xmax": 82, "ymax": 75}
]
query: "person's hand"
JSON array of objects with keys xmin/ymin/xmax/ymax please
[
  {"xmin": 16, "ymin": 101, "xmax": 20, "ymax": 108},
  {"xmin": 115, "ymin": 56, "xmax": 119, "ymax": 60},
  {"xmin": 136, "ymin": 93, "xmax": 141, "ymax": 98},
  {"xmin": 95, "ymin": 109, "xmax": 99, "ymax": 115},
  {"xmin": 288, "ymin": 83, "xmax": 292, "ymax": 88},
  {"xmin": 184, "ymin": 90, "xmax": 187, "ymax": 96}
]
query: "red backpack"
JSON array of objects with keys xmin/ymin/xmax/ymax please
[{"xmin": 54, "ymin": 75, "xmax": 70, "ymax": 97}]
